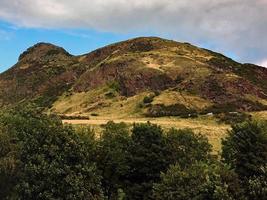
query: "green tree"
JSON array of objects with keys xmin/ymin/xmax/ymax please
[
  {"xmin": 247, "ymin": 165, "xmax": 267, "ymax": 199},
  {"xmin": 125, "ymin": 123, "xmax": 169, "ymax": 200},
  {"xmin": 166, "ymin": 128, "xmax": 212, "ymax": 168},
  {"xmin": 0, "ymin": 108, "xmax": 103, "ymax": 200},
  {"xmin": 222, "ymin": 120, "xmax": 267, "ymax": 178},
  {"xmin": 97, "ymin": 121, "xmax": 130, "ymax": 199},
  {"xmin": 153, "ymin": 162, "xmax": 246, "ymax": 200},
  {"xmin": 0, "ymin": 127, "xmax": 21, "ymax": 199}
]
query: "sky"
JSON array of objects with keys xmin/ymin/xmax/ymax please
[{"xmin": 0, "ymin": 0, "xmax": 267, "ymax": 72}]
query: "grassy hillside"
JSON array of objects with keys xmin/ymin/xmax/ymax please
[{"xmin": 1, "ymin": 37, "xmax": 267, "ymax": 118}]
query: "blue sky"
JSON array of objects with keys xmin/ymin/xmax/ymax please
[
  {"xmin": 0, "ymin": 20, "xmax": 138, "ymax": 72},
  {"xmin": 0, "ymin": 19, "xmax": 237, "ymax": 73},
  {"xmin": 0, "ymin": 0, "xmax": 266, "ymax": 72}
]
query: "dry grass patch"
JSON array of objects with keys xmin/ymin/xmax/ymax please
[
  {"xmin": 63, "ymin": 116, "xmax": 230, "ymax": 154},
  {"xmin": 251, "ymin": 111, "xmax": 267, "ymax": 120},
  {"xmin": 152, "ymin": 90, "xmax": 212, "ymax": 111},
  {"xmin": 51, "ymin": 86, "xmax": 112, "ymax": 114},
  {"xmin": 93, "ymin": 92, "xmax": 149, "ymax": 118}
]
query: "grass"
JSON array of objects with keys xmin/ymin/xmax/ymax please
[
  {"xmin": 152, "ymin": 90, "xmax": 212, "ymax": 111},
  {"xmin": 245, "ymin": 94, "xmax": 267, "ymax": 106},
  {"xmin": 51, "ymin": 88, "xmax": 214, "ymax": 119},
  {"xmin": 92, "ymin": 92, "xmax": 149, "ymax": 118},
  {"xmin": 63, "ymin": 115, "xmax": 230, "ymax": 154},
  {"xmin": 62, "ymin": 108, "xmax": 267, "ymax": 156},
  {"xmin": 50, "ymin": 85, "xmax": 119, "ymax": 115},
  {"xmin": 250, "ymin": 111, "xmax": 267, "ymax": 120},
  {"xmin": 51, "ymin": 86, "xmax": 150, "ymax": 118}
]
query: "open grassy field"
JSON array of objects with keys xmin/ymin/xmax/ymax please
[
  {"xmin": 63, "ymin": 115, "xmax": 230, "ymax": 154},
  {"xmin": 63, "ymin": 111, "xmax": 267, "ymax": 154}
]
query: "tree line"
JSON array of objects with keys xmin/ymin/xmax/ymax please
[{"xmin": 0, "ymin": 106, "xmax": 266, "ymax": 199}]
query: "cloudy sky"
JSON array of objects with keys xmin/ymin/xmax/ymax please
[{"xmin": 0, "ymin": 0, "xmax": 267, "ymax": 71}]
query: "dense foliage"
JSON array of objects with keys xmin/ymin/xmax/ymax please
[
  {"xmin": 222, "ymin": 121, "xmax": 267, "ymax": 178},
  {"xmin": 153, "ymin": 162, "xmax": 245, "ymax": 200},
  {"xmin": 125, "ymin": 123, "xmax": 169, "ymax": 200},
  {"xmin": 165, "ymin": 128, "xmax": 212, "ymax": 168},
  {"xmin": 0, "ymin": 107, "xmax": 103, "ymax": 200},
  {"xmin": 96, "ymin": 121, "xmax": 131, "ymax": 199},
  {"xmin": 222, "ymin": 120, "xmax": 267, "ymax": 199},
  {"xmin": 0, "ymin": 107, "xmax": 266, "ymax": 199}
]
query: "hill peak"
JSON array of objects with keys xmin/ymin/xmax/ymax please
[{"xmin": 18, "ymin": 42, "xmax": 71, "ymax": 61}]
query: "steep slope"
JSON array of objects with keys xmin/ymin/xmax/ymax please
[
  {"xmin": 0, "ymin": 43, "xmax": 87, "ymax": 107},
  {"xmin": 1, "ymin": 37, "xmax": 267, "ymax": 117}
]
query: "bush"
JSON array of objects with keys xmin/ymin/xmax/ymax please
[
  {"xmin": 147, "ymin": 104, "xmax": 197, "ymax": 117},
  {"xmin": 125, "ymin": 123, "xmax": 169, "ymax": 200},
  {"xmin": 180, "ymin": 112, "xmax": 198, "ymax": 118},
  {"xmin": 0, "ymin": 109, "xmax": 103, "ymax": 199},
  {"xmin": 58, "ymin": 114, "xmax": 90, "ymax": 120},
  {"xmin": 217, "ymin": 112, "xmax": 251, "ymax": 125},
  {"xmin": 153, "ymin": 162, "xmax": 245, "ymax": 200},
  {"xmin": 247, "ymin": 165, "xmax": 267, "ymax": 199},
  {"xmin": 222, "ymin": 120, "xmax": 267, "ymax": 178},
  {"xmin": 143, "ymin": 91, "xmax": 160, "ymax": 105},
  {"xmin": 108, "ymin": 81, "xmax": 121, "ymax": 92},
  {"xmin": 166, "ymin": 128, "xmax": 212, "ymax": 168},
  {"xmin": 143, "ymin": 95, "xmax": 154, "ymax": 104},
  {"xmin": 203, "ymin": 103, "xmax": 238, "ymax": 114},
  {"xmin": 203, "ymin": 100, "xmax": 267, "ymax": 114},
  {"xmin": 0, "ymin": 128, "xmax": 20, "ymax": 199},
  {"xmin": 105, "ymin": 91, "xmax": 117, "ymax": 98},
  {"xmin": 97, "ymin": 121, "xmax": 130, "ymax": 199}
]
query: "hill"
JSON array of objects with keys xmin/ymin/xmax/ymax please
[{"xmin": 1, "ymin": 37, "xmax": 267, "ymax": 118}]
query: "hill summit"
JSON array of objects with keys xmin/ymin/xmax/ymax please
[{"xmin": 1, "ymin": 37, "xmax": 267, "ymax": 117}]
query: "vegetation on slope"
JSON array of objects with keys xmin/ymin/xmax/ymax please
[{"xmin": 0, "ymin": 37, "xmax": 267, "ymax": 117}]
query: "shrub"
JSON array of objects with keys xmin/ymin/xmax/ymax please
[
  {"xmin": 108, "ymin": 81, "xmax": 121, "ymax": 92},
  {"xmin": 143, "ymin": 95, "xmax": 154, "ymax": 104},
  {"xmin": 180, "ymin": 112, "xmax": 198, "ymax": 118},
  {"xmin": 247, "ymin": 165, "xmax": 267, "ymax": 200},
  {"xmin": 204, "ymin": 100, "xmax": 267, "ymax": 114},
  {"xmin": 217, "ymin": 112, "xmax": 251, "ymax": 125},
  {"xmin": 147, "ymin": 104, "xmax": 197, "ymax": 117},
  {"xmin": 0, "ymin": 109, "xmax": 103, "ymax": 200},
  {"xmin": 58, "ymin": 114, "xmax": 90, "ymax": 120},
  {"xmin": 222, "ymin": 120, "xmax": 267, "ymax": 178},
  {"xmin": 203, "ymin": 103, "xmax": 238, "ymax": 114},
  {"xmin": 165, "ymin": 128, "xmax": 212, "ymax": 168},
  {"xmin": 97, "ymin": 121, "xmax": 131, "ymax": 199},
  {"xmin": 125, "ymin": 123, "xmax": 169, "ymax": 200},
  {"xmin": 153, "ymin": 162, "xmax": 245, "ymax": 200},
  {"xmin": 0, "ymin": 128, "xmax": 20, "ymax": 199},
  {"xmin": 143, "ymin": 91, "xmax": 160, "ymax": 104},
  {"xmin": 105, "ymin": 91, "xmax": 117, "ymax": 98}
]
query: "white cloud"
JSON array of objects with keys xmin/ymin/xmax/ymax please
[
  {"xmin": 0, "ymin": 29, "xmax": 10, "ymax": 40},
  {"xmin": 258, "ymin": 59, "xmax": 267, "ymax": 68},
  {"xmin": 0, "ymin": 0, "xmax": 266, "ymax": 64}
]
